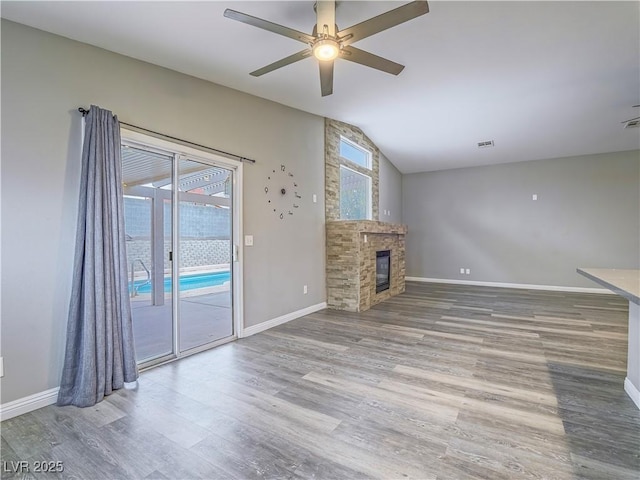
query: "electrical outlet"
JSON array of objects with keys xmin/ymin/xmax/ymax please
[
  {"xmin": 244, "ymin": 235, "xmax": 254, "ymax": 246},
  {"xmin": 465, "ymin": 268, "xmax": 471, "ymax": 275},
  {"xmin": 303, "ymin": 285, "xmax": 308, "ymax": 294},
  {"xmin": 312, "ymin": 194, "xmax": 317, "ymax": 203},
  {"xmin": 532, "ymin": 194, "xmax": 538, "ymax": 201},
  {"xmin": 460, "ymin": 268, "xmax": 465, "ymax": 274}
]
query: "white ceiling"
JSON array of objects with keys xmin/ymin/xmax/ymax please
[{"xmin": 2, "ymin": 1, "xmax": 639, "ymax": 173}]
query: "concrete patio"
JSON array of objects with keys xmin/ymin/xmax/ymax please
[{"xmin": 130, "ymin": 290, "xmax": 232, "ymax": 362}]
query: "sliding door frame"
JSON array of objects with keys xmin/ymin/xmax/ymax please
[{"xmin": 121, "ymin": 128, "xmax": 244, "ymax": 368}]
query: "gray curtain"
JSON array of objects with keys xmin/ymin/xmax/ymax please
[{"xmin": 58, "ymin": 105, "xmax": 138, "ymax": 407}]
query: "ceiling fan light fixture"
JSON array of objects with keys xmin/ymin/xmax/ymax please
[{"xmin": 313, "ymin": 39, "xmax": 340, "ymax": 61}]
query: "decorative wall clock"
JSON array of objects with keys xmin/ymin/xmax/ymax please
[{"xmin": 265, "ymin": 164, "xmax": 301, "ymax": 219}]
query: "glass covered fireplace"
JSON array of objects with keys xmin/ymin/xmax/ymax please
[{"xmin": 376, "ymin": 250, "xmax": 391, "ymax": 293}]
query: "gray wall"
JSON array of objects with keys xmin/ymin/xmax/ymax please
[
  {"xmin": 1, "ymin": 20, "xmax": 326, "ymax": 404},
  {"xmin": 403, "ymin": 150, "xmax": 640, "ymax": 287},
  {"xmin": 379, "ymin": 152, "xmax": 403, "ymax": 224}
]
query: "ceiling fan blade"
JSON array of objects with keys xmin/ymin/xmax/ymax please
[
  {"xmin": 319, "ymin": 61, "xmax": 334, "ymax": 97},
  {"xmin": 621, "ymin": 116, "xmax": 640, "ymax": 123},
  {"xmin": 224, "ymin": 9, "xmax": 315, "ymax": 44},
  {"xmin": 316, "ymin": 1, "xmax": 336, "ymax": 36},
  {"xmin": 337, "ymin": 1, "xmax": 429, "ymax": 47},
  {"xmin": 250, "ymin": 49, "xmax": 313, "ymax": 77},
  {"xmin": 341, "ymin": 46, "xmax": 405, "ymax": 75}
]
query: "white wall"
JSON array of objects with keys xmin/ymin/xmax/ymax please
[
  {"xmin": 0, "ymin": 20, "xmax": 326, "ymax": 404},
  {"xmin": 402, "ymin": 150, "xmax": 640, "ymax": 287},
  {"xmin": 379, "ymin": 152, "xmax": 403, "ymax": 224}
]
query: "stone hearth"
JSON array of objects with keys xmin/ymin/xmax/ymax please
[{"xmin": 326, "ymin": 220, "xmax": 407, "ymax": 312}]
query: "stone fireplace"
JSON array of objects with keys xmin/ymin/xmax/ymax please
[
  {"xmin": 326, "ymin": 220, "xmax": 407, "ymax": 312},
  {"xmin": 323, "ymin": 118, "xmax": 407, "ymax": 312}
]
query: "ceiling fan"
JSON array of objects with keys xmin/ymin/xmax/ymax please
[{"xmin": 224, "ymin": 1, "xmax": 429, "ymax": 97}]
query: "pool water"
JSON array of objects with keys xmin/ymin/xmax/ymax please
[{"xmin": 132, "ymin": 271, "xmax": 230, "ymax": 294}]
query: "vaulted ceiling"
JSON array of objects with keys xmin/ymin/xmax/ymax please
[{"xmin": 2, "ymin": 1, "xmax": 639, "ymax": 173}]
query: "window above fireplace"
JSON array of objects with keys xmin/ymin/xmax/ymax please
[
  {"xmin": 338, "ymin": 136, "xmax": 373, "ymax": 221},
  {"xmin": 340, "ymin": 165, "xmax": 372, "ymax": 220},
  {"xmin": 340, "ymin": 136, "xmax": 372, "ymax": 170},
  {"xmin": 325, "ymin": 118, "xmax": 379, "ymax": 222}
]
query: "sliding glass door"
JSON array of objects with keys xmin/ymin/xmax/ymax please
[
  {"xmin": 178, "ymin": 158, "xmax": 233, "ymax": 351},
  {"xmin": 122, "ymin": 145, "xmax": 174, "ymax": 363},
  {"xmin": 121, "ymin": 135, "xmax": 239, "ymax": 367}
]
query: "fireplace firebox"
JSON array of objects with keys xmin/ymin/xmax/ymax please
[{"xmin": 376, "ymin": 250, "xmax": 391, "ymax": 293}]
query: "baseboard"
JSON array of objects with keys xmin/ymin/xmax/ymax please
[
  {"xmin": 405, "ymin": 277, "xmax": 614, "ymax": 295},
  {"xmin": 624, "ymin": 377, "xmax": 640, "ymax": 409},
  {"xmin": 0, "ymin": 387, "xmax": 59, "ymax": 421},
  {"xmin": 240, "ymin": 302, "xmax": 327, "ymax": 338}
]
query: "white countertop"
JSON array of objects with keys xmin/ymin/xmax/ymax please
[{"xmin": 577, "ymin": 268, "xmax": 640, "ymax": 304}]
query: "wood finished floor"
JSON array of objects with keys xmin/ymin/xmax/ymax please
[{"xmin": 2, "ymin": 281, "xmax": 639, "ymax": 479}]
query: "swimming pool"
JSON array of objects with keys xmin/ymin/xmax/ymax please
[{"xmin": 131, "ymin": 271, "xmax": 230, "ymax": 294}]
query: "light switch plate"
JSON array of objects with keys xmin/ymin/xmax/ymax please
[{"xmin": 244, "ymin": 235, "xmax": 254, "ymax": 246}]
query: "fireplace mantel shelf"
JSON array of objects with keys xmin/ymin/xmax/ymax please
[{"xmin": 326, "ymin": 220, "xmax": 408, "ymax": 235}]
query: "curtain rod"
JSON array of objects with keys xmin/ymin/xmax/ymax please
[{"xmin": 77, "ymin": 107, "xmax": 256, "ymax": 164}]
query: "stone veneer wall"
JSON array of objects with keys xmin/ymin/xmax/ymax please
[
  {"xmin": 325, "ymin": 118, "xmax": 379, "ymax": 221},
  {"xmin": 327, "ymin": 221, "xmax": 407, "ymax": 312}
]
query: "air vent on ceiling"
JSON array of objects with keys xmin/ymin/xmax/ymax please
[
  {"xmin": 477, "ymin": 140, "xmax": 495, "ymax": 148},
  {"xmin": 624, "ymin": 119, "xmax": 640, "ymax": 129}
]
